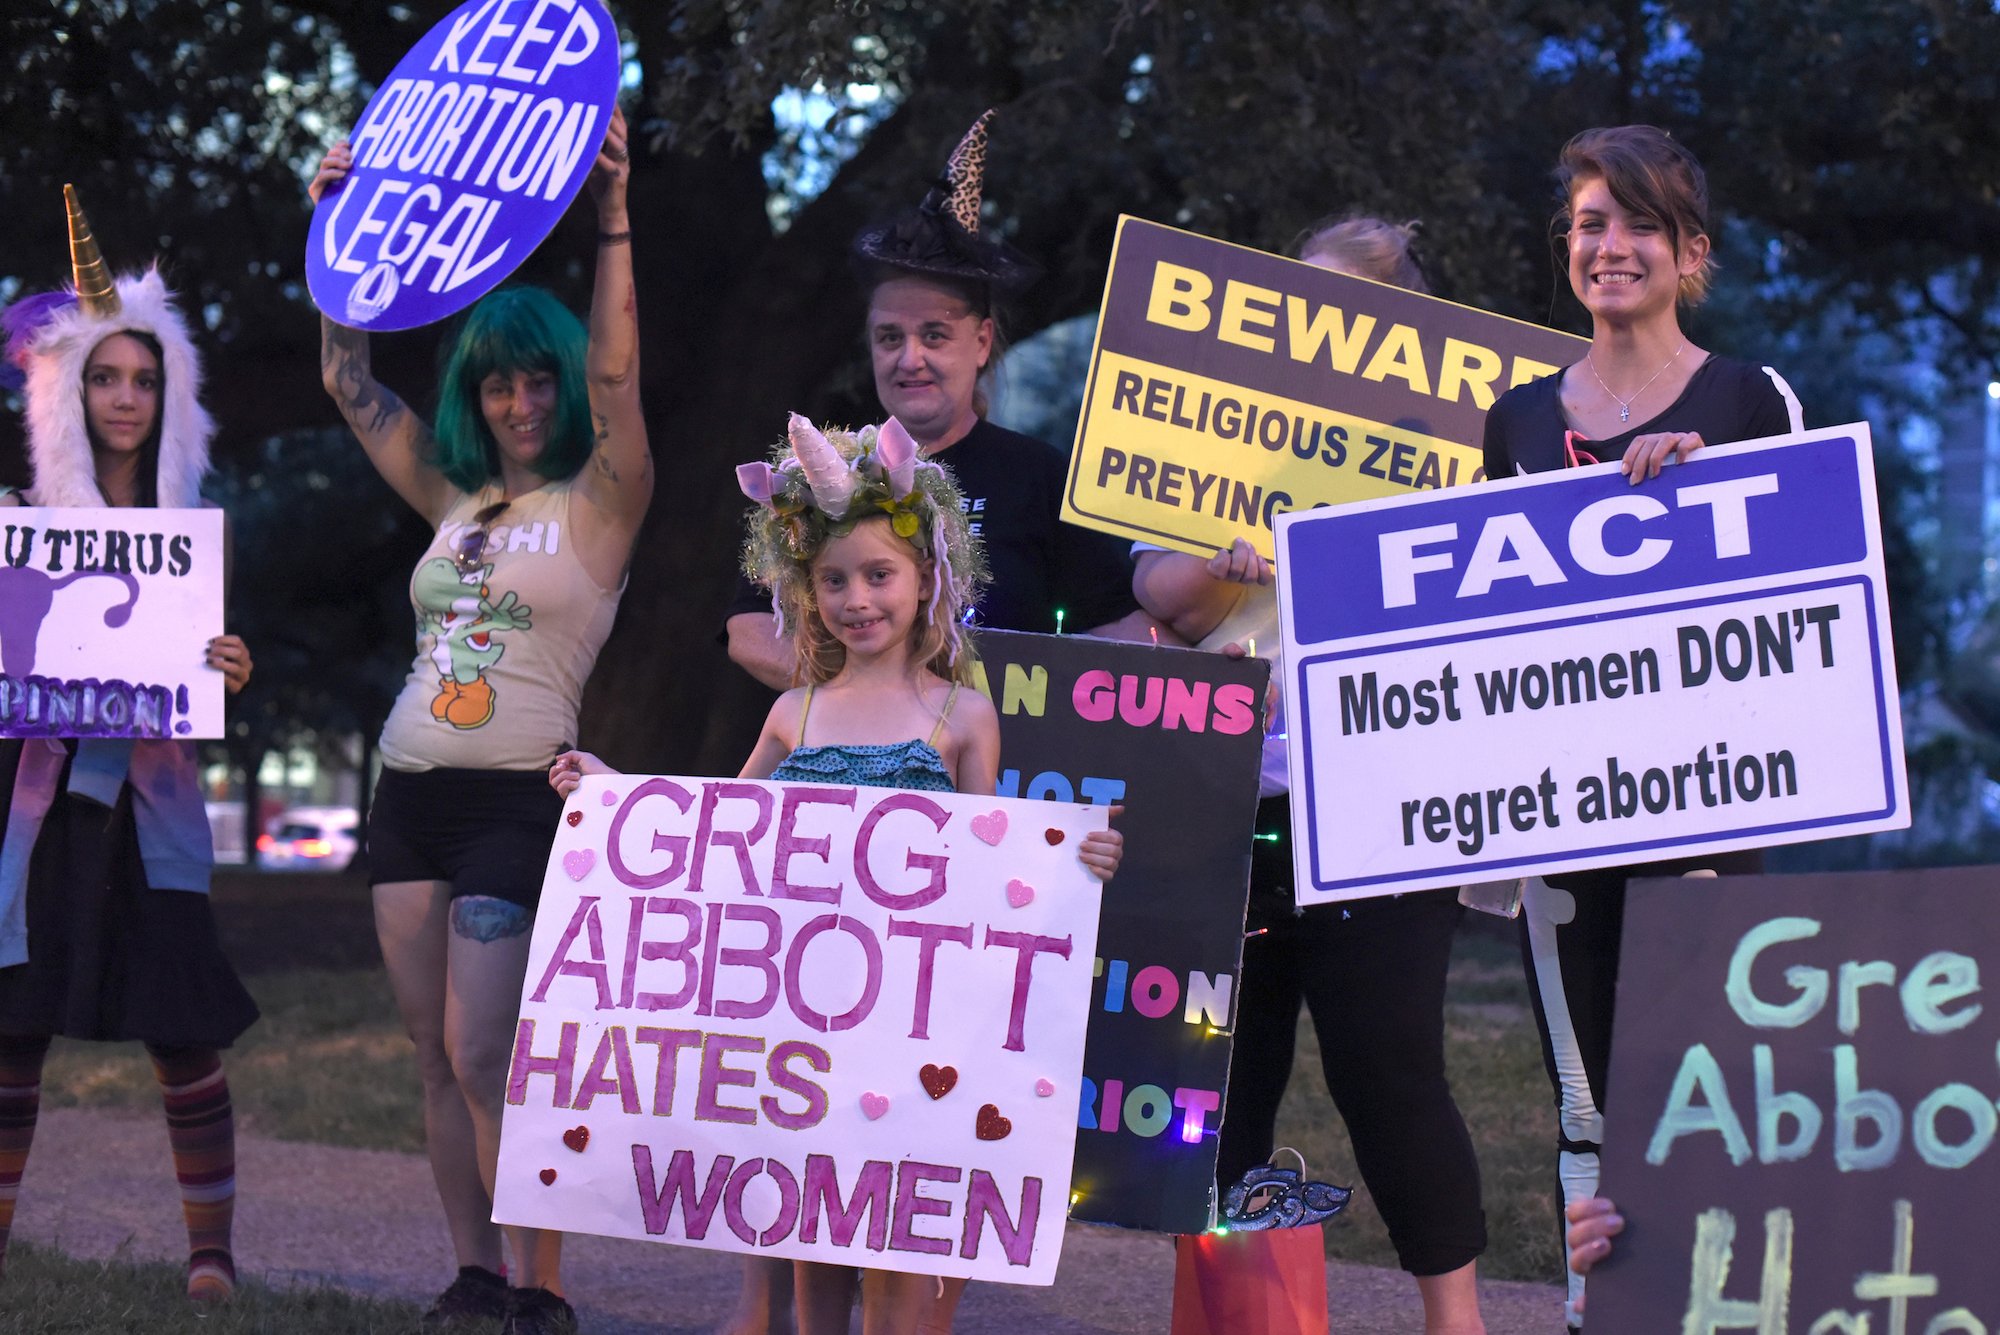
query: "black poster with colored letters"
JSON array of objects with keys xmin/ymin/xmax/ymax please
[
  {"xmin": 972, "ymin": 629, "xmax": 1268, "ymax": 1234},
  {"xmin": 1590, "ymin": 867, "xmax": 2000, "ymax": 1329}
]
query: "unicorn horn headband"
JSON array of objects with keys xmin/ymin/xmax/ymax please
[
  {"xmin": 65, "ymin": 185, "xmax": 121, "ymax": 318},
  {"xmin": 786, "ymin": 412, "xmax": 857, "ymax": 519},
  {"xmin": 874, "ymin": 416, "xmax": 918, "ymax": 498},
  {"xmin": 734, "ymin": 414, "xmax": 924, "ymax": 523}
]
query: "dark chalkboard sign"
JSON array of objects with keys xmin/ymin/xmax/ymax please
[
  {"xmin": 1590, "ymin": 867, "xmax": 2000, "ymax": 1329},
  {"xmin": 975, "ymin": 629, "xmax": 1268, "ymax": 1233}
]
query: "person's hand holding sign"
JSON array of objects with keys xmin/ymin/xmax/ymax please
[
  {"xmin": 307, "ymin": 140, "xmax": 352, "ymax": 206},
  {"xmin": 205, "ymin": 635, "xmax": 252, "ymax": 695},
  {"xmin": 1078, "ymin": 809, "xmax": 1125, "ymax": 882},
  {"xmin": 549, "ymin": 749, "xmax": 614, "ymax": 801},
  {"xmin": 1567, "ymin": 1195, "xmax": 1623, "ymax": 1268},
  {"xmin": 1564, "ymin": 1195, "xmax": 1624, "ymax": 1309},
  {"xmin": 1204, "ymin": 535, "xmax": 1274, "ymax": 588},
  {"xmin": 1621, "ymin": 430, "xmax": 1705, "ymax": 483},
  {"xmin": 588, "ymin": 106, "xmax": 631, "ymax": 210}
]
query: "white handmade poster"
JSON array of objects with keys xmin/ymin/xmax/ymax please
[
  {"xmin": 0, "ymin": 507, "xmax": 225, "ymax": 738},
  {"xmin": 493, "ymin": 775, "xmax": 1107, "ymax": 1285}
]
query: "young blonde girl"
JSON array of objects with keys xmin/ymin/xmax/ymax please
[{"xmin": 556, "ymin": 413, "xmax": 1119, "ymax": 1334}]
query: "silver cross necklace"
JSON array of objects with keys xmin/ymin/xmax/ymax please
[{"xmin": 1586, "ymin": 341, "xmax": 1686, "ymax": 424}]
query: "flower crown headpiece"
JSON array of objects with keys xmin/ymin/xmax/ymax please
[{"xmin": 739, "ymin": 414, "xmax": 985, "ymax": 666}]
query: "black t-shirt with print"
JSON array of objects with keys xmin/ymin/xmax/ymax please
[{"xmin": 723, "ymin": 418, "xmax": 1138, "ymax": 634}]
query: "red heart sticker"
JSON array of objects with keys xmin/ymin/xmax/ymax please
[
  {"xmin": 975, "ymin": 1103, "xmax": 1013, "ymax": 1141},
  {"xmin": 538, "ymin": 1168, "xmax": 557, "ymax": 1186},
  {"xmin": 1044, "ymin": 829, "xmax": 1065, "ymax": 845},
  {"xmin": 566, "ymin": 811, "xmax": 583, "ymax": 827},
  {"xmin": 562, "ymin": 1126, "xmax": 590, "ymax": 1153},
  {"xmin": 919, "ymin": 1064, "xmax": 958, "ymax": 1100}
]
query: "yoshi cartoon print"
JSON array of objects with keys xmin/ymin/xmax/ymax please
[{"xmin": 412, "ymin": 548, "xmax": 532, "ymax": 731}]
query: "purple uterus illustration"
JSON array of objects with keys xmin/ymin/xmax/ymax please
[{"xmin": 0, "ymin": 567, "xmax": 141, "ymax": 677}]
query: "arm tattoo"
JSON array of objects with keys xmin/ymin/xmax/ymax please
[
  {"xmin": 340, "ymin": 362, "xmax": 406, "ymax": 435},
  {"xmin": 592, "ymin": 411, "xmax": 621, "ymax": 481},
  {"xmin": 324, "ymin": 322, "xmax": 406, "ymax": 435}
]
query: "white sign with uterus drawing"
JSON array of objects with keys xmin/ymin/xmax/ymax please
[
  {"xmin": 0, "ymin": 507, "xmax": 224, "ymax": 738},
  {"xmin": 493, "ymin": 774, "xmax": 1107, "ymax": 1284}
]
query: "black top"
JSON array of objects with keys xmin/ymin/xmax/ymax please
[
  {"xmin": 1482, "ymin": 352, "xmax": 1803, "ymax": 892},
  {"xmin": 1482, "ymin": 355, "xmax": 1802, "ymax": 480},
  {"xmin": 724, "ymin": 418, "xmax": 1138, "ymax": 635}
]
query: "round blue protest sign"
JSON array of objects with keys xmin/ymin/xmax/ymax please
[{"xmin": 307, "ymin": 0, "xmax": 619, "ymax": 331}]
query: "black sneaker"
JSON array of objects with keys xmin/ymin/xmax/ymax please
[
  {"xmin": 502, "ymin": 1286, "xmax": 578, "ymax": 1335},
  {"xmin": 421, "ymin": 1266, "xmax": 510, "ymax": 1326}
]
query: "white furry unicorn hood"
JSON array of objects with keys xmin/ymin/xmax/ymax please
[{"xmin": 6, "ymin": 189, "xmax": 212, "ymax": 509}]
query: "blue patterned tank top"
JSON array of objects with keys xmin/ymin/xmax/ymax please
[{"xmin": 766, "ymin": 683, "xmax": 959, "ymax": 792}]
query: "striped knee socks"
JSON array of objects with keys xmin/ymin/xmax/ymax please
[
  {"xmin": 0, "ymin": 1034, "xmax": 51, "ymax": 1276},
  {"xmin": 147, "ymin": 1045, "xmax": 236, "ymax": 1303}
]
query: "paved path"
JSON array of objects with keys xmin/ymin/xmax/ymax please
[{"xmin": 20, "ymin": 1107, "xmax": 1563, "ymax": 1333}]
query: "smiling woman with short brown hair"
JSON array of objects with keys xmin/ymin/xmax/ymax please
[{"xmin": 1481, "ymin": 124, "xmax": 1804, "ymax": 1332}]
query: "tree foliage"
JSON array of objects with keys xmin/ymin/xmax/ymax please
[{"xmin": 3, "ymin": 1, "xmax": 1998, "ymax": 776}]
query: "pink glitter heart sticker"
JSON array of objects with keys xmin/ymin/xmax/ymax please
[
  {"xmin": 1034, "ymin": 1078, "xmax": 1055, "ymax": 1098},
  {"xmin": 562, "ymin": 849, "xmax": 596, "ymax": 881},
  {"xmin": 860, "ymin": 1092, "xmax": 890, "ymax": 1120},
  {"xmin": 1005, "ymin": 879, "xmax": 1035, "ymax": 909},
  {"xmin": 599, "ymin": 789, "xmax": 619, "ymax": 806},
  {"xmin": 970, "ymin": 810, "xmax": 1008, "ymax": 845}
]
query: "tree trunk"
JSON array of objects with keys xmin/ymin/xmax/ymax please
[
  {"xmin": 350, "ymin": 724, "xmax": 376, "ymax": 876},
  {"xmin": 240, "ymin": 743, "xmax": 263, "ymax": 870}
]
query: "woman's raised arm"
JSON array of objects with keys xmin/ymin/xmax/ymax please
[
  {"xmin": 310, "ymin": 142, "xmax": 453, "ymax": 523},
  {"xmin": 572, "ymin": 107, "xmax": 653, "ymax": 544}
]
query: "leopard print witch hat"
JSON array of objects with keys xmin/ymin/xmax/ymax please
[{"xmin": 851, "ymin": 110, "xmax": 1041, "ymax": 298}]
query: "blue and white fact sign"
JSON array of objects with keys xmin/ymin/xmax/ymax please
[
  {"xmin": 1275, "ymin": 425, "xmax": 1909, "ymax": 903},
  {"xmin": 307, "ymin": 0, "xmax": 619, "ymax": 331}
]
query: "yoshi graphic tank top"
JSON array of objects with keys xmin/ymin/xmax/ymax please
[{"xmin": 379, "ymin": 479, "xmax": 621, "ymax": 773}]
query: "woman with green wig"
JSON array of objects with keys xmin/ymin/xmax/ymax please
[{"xmin": 309, "ymin": 108, "xmax": 651, "ymax": 1335}]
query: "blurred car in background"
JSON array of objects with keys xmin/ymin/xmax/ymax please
[{"xmin": 257, "ymin": 806, "xmax": 359, "ymax": 871}]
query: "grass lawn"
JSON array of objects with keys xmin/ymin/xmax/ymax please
[
  {"xmin": 0, "ymin": 1242, "xmax": 422, "ymax": 1333},
  {"xmin": 36, "ymin": 896, "xmax": 1564, "ymax": 1288},
  {"xmin": 39, "ymin": 968, "xmax": 425, "ymax": 1155}
]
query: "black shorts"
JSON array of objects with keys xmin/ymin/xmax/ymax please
[{"xmin": 367, "ymin": 766, "xmax": 563, "ymax": 909}]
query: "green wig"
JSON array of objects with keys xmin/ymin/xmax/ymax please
[{"xmin": 432, "ymin": 287, "xmax": 592, "ymax": 492}]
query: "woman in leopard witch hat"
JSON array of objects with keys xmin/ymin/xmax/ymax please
[
  {"xmin": 0, "ymin": 186, "xmax": 257, "ymax": 1305},
  {"xmin": 725, "ymin": 109, "xmax": 1158, "ymax": 690}
]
